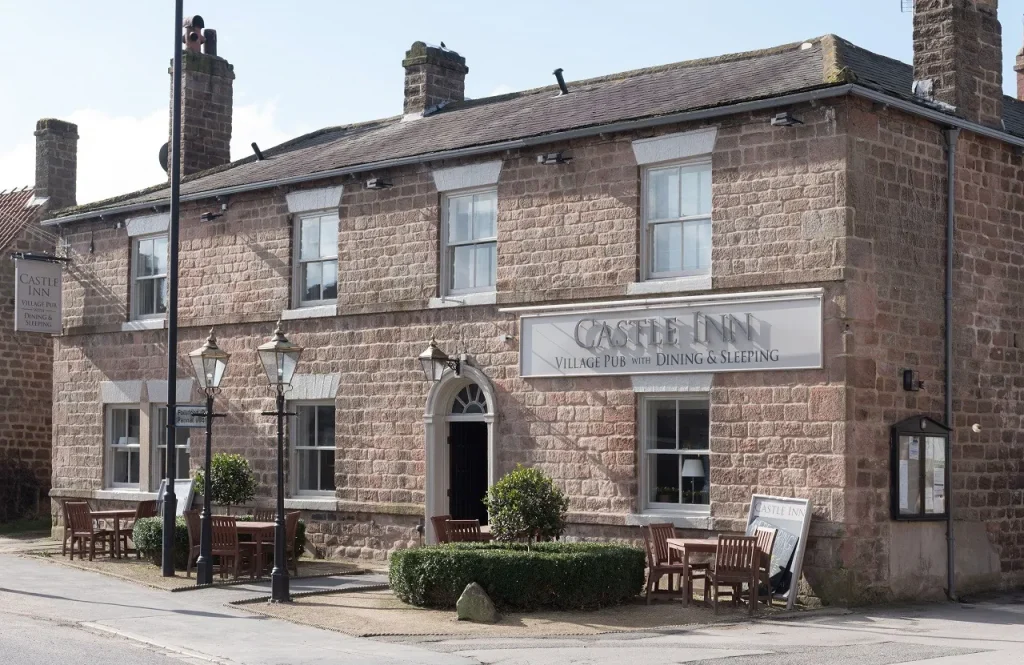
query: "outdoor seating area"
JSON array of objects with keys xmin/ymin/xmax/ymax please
[
  {"xmin": 431, "ymin": 515, "xmax": 494, "ymax": 543},
  {"xmin": 641, "ymin": 523, "xmax": 778, "ymax": 615},
  {"xmin": 60, "ymin": 499, "xmax": 301, "ymax": 581}
]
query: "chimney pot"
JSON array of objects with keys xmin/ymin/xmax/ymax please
[
  {"xmin": 402, "ymin": 41, "xmax": 468, "ymax": 116},
  {"xmin": 34, "ymin": 118, "xmax": 78, "ymax": 210}
]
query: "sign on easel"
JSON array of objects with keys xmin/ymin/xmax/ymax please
[
  {"xmin": 14, "ymin": 258, "xmax": 62, "ymax": 334},
  {"xmin": 745, "ymin": 494, "xmax": 813, "ymax": 610},
  {"xmin": 156, "ymin": 478, "xmax": 195, "ymax": 517}
]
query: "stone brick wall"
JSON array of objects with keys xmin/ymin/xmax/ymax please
[{"xmin": 0, "ymin": 227, "xmax": 54, "ymax": 497}]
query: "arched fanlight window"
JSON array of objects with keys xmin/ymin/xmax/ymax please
[{"xmin": 451, "ymin": 384, "xmax": 488, "ymax": 414}]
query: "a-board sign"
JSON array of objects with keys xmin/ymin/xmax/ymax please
[
  {"xmin": 156, "ymin": 478, "xmax": 195, "ymax": 517},
  {"xmin": 745, "ymin": 494, "xmax": 812, "ymax": 610}
]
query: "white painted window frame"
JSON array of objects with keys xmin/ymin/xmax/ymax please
[
  {"xmin": 440, "ymin": 186, "xmax": 498, "ymax": 297},
  {"xmin": 130, "ymin": 233, "xmax": 169, "ymax": 321},
  {"xmin": 150, "ymin": 404, "xmax": 194, "ymax": 487},
  {"xmin": 641, "ymin": 157, "xmax": 713, "ymax": 282},
  {"xmin": 106, "ymin": 405, "xmax": 142, "ymax": 489},
  {"xmin": 292, "ymin": 210, "xmax": 340, "ymax": 308},
  {"xmin": 638, "ymin": 393, "xmax": 711, "ymax": 516},
  {"xmin": 289, "ymin": 400, "xmax": 337, "ymax": 496}
]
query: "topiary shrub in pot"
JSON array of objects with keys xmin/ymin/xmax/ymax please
[
  {"xmin": 484, "ymin": 465, "xmax": 568, "ymax": 545},
  {"xmin": 193, "ymin": 453, "xmax": 257, "ymax": 511}
]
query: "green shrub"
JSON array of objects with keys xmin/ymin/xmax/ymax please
[
  {"xmin": 193, "ymin": 453, "xmax": 257, "ymax": 507},
  {"xmin": 238, "ymin": 514, "xmax": 306, "ymax": 558},
  {"xmin": 389, "ymin": 542, "xmax": 645, "ymax": 611},
  {"xmin": 484, "ymin": 465, "xmax": 568, "ymax": 544},
  {"xmin": 0, "ymin": 455, "xmax": 40, "ymax": 523},
  {"xmin": 133, "ymin": 516, "xmax": 189, "ymax": 569}
]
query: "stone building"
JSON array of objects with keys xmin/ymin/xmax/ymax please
[
  {"xmin": 0, "ymin": 118, "xmax": 78, "ymax": 510},
  {"xmin": 43, "ymin": 1, "xmax": 1024, "ymax": 603}
]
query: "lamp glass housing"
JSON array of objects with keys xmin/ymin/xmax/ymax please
[
  {"xmin": 418, "ymin": 339, "xmax": 450, "ymax": 383},
  {"xmin": 257, "ymin": 324, "xmax": 303, "ymax": 389},
  {"xmin": 188, "ymin": 331, "xmax": 230, "ymax": 392}
]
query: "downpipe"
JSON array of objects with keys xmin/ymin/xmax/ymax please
[{"xmin": 943, "ymin": 127, "xmax": 959, "ymax": 602}]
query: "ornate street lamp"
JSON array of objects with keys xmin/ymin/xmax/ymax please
[
  {"xmin": 257, "ymin": 321, "xmax": 303, "ymax": 603},
  {"xmin": 418, "ymin": 338, "xmax": 460, "ymax": 383},
  {"xmin": 188, "ymin": 329, "xmax": 229, "ymax": 586}
]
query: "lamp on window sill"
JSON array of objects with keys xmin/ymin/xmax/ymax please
[
  {"xmin": 257, "ymin": 321, "xmax": 304, "ymax": 603},
  {"xmin": 681, "ymin": 458, "xmax": 705, "ymax": 505},
  {"xmin": 187, "ymin": 330, "xmax": 230, "ymax": 587},
  {"xmin": 418, "ymin": 337, "xmax": 460, "ymax": 382}
]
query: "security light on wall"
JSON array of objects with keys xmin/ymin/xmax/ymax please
[
  {"xmin": 770, "ymin": 111, "xmax": 803, "ymax": 127},
  {"xmin": 537, "ymin": 152, "xmax": 572, "ymax": 165},
  {"xmin": 365, "ymin": 177, "xmax": 393, "ymax": 189}
]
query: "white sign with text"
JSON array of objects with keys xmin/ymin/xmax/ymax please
[
  {"xmin": 518, "ymin": 290, "xmax": 822, "ymax": 378},
  {"xmin": 14, "ymin": 259, "xmax": 62, "ymax": 334}
]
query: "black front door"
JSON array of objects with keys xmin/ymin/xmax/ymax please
[{"xmin": 449, "ymin": 421, "xmax": 488, "ymax": 524}]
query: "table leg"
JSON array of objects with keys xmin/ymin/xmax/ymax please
[
  {"xmin": 682, "ymin": 549, "xmax": 690, "ymax": 606},
  {"xmin": 255, "ymin": 533, "xmax": 263, "ymax": 579},
  {"xmin": 113, "ymin": 519, "xmax": 120, "ymax": 559}
]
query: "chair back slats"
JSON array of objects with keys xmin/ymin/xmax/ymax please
[
  {"xmin": 210, "ymin": 516, "xmax": 237, "ymax": 550},
  {"xmin": 647, "ymin": 523, "xmax": 676, "ymax": 565},
  {"xmin": 446, "ymin": 519, "xmax": 482, "ymax": 542},
  {"xmin": 641, "ymin": 526, "xmax": 659, "ymax": 569},
  {"xmin": 183, "ymin": 510, "xmax": 200, "ymax": 546},
  {"xmin": 135, "ymin": 500, "xmax": 158, "ymax": 520},
  {"xmin": 715, "ymin": 535, "xmax": 758, "ymax": 573},
  {"xmin": 65, "ymin": 501, "xmax": 93, "ymax": 534},
  {"xmin": 252, "ymin": 510, "xmax": 275, "ymax": 522},
  {"xmin": 431, "ymin": 515, "xmax": 452, "ymax": 543},
  {"xmin": 754, "ymin": 526, "xmax": 777, "ymax": 571}
]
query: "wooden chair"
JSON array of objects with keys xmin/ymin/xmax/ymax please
[
  {"xmin": 431, "ymin": 515, "xmax": 452, "ymax": 543},
  {"xmin": 210, "ymin": 515, "xmax": 255, "ymax": 579},
  {"xmin": 648, "ymin": 523, "xmax": 712, "ymax": 605},
  {"xmin": 120, "ymin": 500, "xmax": 159, "ymax": 558},
  {"xmin": 641, "ymin": 524, "xmax": 686, "ymax": 604},
  {"xmin": 285, "ymin": 511, "xmax": 301, "ymax": 576},
  {"xmin": 707, "ymin": 535, "xmax": 759, "ymax": 615},
  {"xmin": 65, "ymin": 501, "xmax": 114, "ymax": 561},
  {"xmin": 446, "ymin": 519, "xmax": 483, "ymax": 542},
  {"xmin": 183, "ymin": 509, "xmax": 201, "ymax": 577},
  {"xmin": 60, "ymin": 500, "xmax": 73, "ymax": 556},
  {"xmin": 753, "ymin": 526, "xmax": 778, "ymax": 608}
]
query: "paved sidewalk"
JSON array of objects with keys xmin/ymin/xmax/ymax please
[{"xmin": 0, "ymin": 553, "xmax": 467, "ymax": 665}]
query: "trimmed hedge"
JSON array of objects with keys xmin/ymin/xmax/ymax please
[{"xmin": 389, "ymin": 542, "xmax": 645, "ymax": 611}]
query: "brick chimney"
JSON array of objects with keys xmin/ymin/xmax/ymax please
[
  {"xmin": 912, "ymin": 0, "xmax": 1003, "ymax": 128},
  {"xmin": 402, "ymin": 42, "xmax": 468, "ymax": 116},
  {"xmin": 168, "ymin": 15, "xmax": 234, "ymax": 177},
  {"xmin": 1015, "ymin": 43, "xmax": 1024, "ymax": 100},
  {"xmin": 34, "ymin": 118, "xmax": 78, "ymax": 210}
]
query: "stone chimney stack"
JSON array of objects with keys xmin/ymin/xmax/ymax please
[
  {"xmin": 913, "ymin": 0, "xmax": 1003, "ymax": 128},
  {"xmin": 34, "ymin": 118, "xmax": 78, "ymax": 210},
  {"xmin": 402, "ymin": 42, "xmax": 468, "ymax": 116},
  {"xmin": 169, "ymin": 15, "xmax": 234, "ymax": 177},
  {"xmin": 1014, "ymin": 41, "xmax": 1024, "ymax": 100}
]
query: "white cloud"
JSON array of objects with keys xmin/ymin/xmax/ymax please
[{"xmin": 0, "ymin": 100, "xmax": 297, "ymax": 206}]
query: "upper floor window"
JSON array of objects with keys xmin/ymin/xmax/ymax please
[
  {"xmin": 644, "ymin": 161, "xmax": 711, "ymax": 279},
  {"xmin": 132, "ymin": 235, "xmax": 168, "ymax": 319},
  {"xmin": 443, "ymin": 189, "xmax": 497, "ymax": 295},
  {"xmin": 107, "ymin": 406, "xmax": 141, "ymax": 488},
  {"xmin": 295, "ymin": 213, "xmax": 338, "ymax": 306}
]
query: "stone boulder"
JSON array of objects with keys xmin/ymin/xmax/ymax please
[{"xmin": 456, "ymin": 582, "xmax": 499, "ymax": 623}]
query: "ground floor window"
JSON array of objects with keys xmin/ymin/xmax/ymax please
[
  {"xmin": 153, "ymin": 405, "xmax": 192, "ymax": 484},
  {"xmin": 107, "ymin": 406, "xmax": 141, "ymax": 488},
  {"xmin": 292, "ymin": 403, "xmax": 336, "ymax": 493},
  {"xmin": 641, "ymin": 396, "xmax": 710, "ymax": 511}
]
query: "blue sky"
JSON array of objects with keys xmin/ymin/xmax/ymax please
[{"xmin": 1, "ymin": 0, "xmax": 1023, "ymax": 203}]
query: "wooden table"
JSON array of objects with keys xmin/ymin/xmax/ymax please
[
  {"xmin": 91, "ymin": 509, "xmax": 136, "ymax": 558},
  {"xmin": 666, "ymin": 537, "xmax": 718, "ymax": 605},
  {"xmin": 237, "ymin": 521, "xmax": 276, "ymax": 578}
]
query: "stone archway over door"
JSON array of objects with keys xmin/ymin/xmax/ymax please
[{"xmin": 423, "ymin": 365, "xmax": 496, "ymax": 543}]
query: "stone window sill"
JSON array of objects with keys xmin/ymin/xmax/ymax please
[
  {"xmin": 284, "ymin": 497, "xmax": 338, "ymax": 511},
  {"xmin": 281, "ymin": 304, "xmax": 337, "ymax": 320},
  {"xmin": 626, "ymin": 275, "xmax": 712, "ymax": 296},
  {"xmin": 121, "ymin": 318, "xmax": 166, "ymax": 332},
  {"xmin": 428, "ymin": 292, "xmax": 497, "ymax": 308},
  {"xmin": 625, "ymin": 511, "xmax": 712, "ymax": 530}
]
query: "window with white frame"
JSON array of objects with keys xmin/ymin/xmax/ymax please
[
  {"xmin": 644, "ymin": 160, "xmax": 711, "ymax": 279},
  {"xmin": 107, "ymin": 406, "xmax": 141, "ymax": 487},
  {"xmin": 641, "ymin": 396, "xmax": 710, "ymax": 511},
  {"xmin": 443, "ymin": 189, "xmax": 497, "ymax": 294},
  {"xmin": 152, "ymin": 405, "xmax": 192, "ymax": 484},
  {"xmin": 295, "ymin": 213, "xmax": 339, "ymax": 306},
  {"xmin": 292, "ymin": 403, "xmax": 336, "ymax": 493},
  {"xmin": 132, "ymin": 235, "xmax": 168, "ymax": 319}
]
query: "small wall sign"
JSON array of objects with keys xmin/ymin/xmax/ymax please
[{"xmin": 173, "ymin": 405, "xmax": 206, "ymax": 428}]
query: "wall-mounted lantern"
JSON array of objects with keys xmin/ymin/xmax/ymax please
[
  {"xmin": 890, "ymin": 415, "xmax": 949, "ymax": 520},
  {"xmin": 418, "ymin": 338, "xmax": 460, "ymax": 383}
]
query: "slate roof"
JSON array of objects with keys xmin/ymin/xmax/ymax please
[
  {"xmin": 0, "ymin": 187, "xmax": 41, "ymax": 251},
  {"xmin": 48, "ymin": 34, "xmax": 1024, "ymax": 223}
]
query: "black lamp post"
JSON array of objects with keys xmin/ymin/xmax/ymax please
[
  {"xmin": 257, "ymin": 321, "xmax": 303, "ymax": 603},
  {"xmin": 188, "ymin": 330, "xmax": 229, "ymax": 586},
  {"xmin": 418, "ymin": 338, "xmax": 460, "ymax": 382}
]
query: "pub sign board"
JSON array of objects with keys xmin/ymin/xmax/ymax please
[
  {"xmin": 14, "ymin": 259, "xmax": 62, "ymax": 334},
  {"xmin": 518, "ymin": 290, "xmax": 822, "ymax": 378}
]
